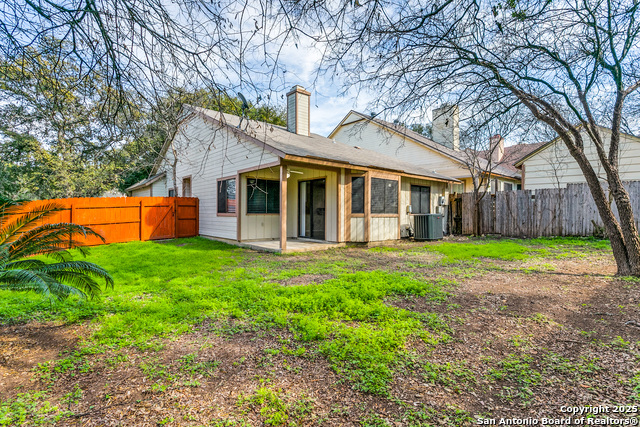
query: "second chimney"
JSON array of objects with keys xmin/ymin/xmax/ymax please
[
  {"xmin": 432, "ymin": 104, "xmax": 460, "ymax": 150},
  {"xmin": 286, "ymin": 85, "xmax": 311, "ymax": 136},
  {"xmin": 490, "ymin": 134, "xmax": 505, "ymax": 163}
]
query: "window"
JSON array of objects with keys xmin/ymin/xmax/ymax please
[
  {"xmin": 410, "ymin": 185, "xmax": 431, "ymax": 214},
  {"xmin": 168, "ymin": 189, "xmax": 175, "ymax": 197},
  {"xmin": 351, "ymin": 176, "xmax": 365, "ymax": 214},
  {"xmin": 217, "ymin": 178, "xmax": 236, "ymax": 214},
  {"xmin": 504, "ymin": 183, "xmax": 513, "ymax": 192},
  {"xmin": 246, "ymin": 178, "xmax": 280, "ymax": 214},
  {"xmin": 182, "ymin": 177, "xmax": 192, "ymax": 197},
  {"xmin": 371, "ymin": 178, "xmax": 398, "ymax": 214}
]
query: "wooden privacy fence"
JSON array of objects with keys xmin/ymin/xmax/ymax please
[
  {"xmin": 457, "ymin": 181, "xmax": 640, "ymax": 237},
  {"xmin": 24, "ymin": 197, "xmax": 199, "ymax": 246}
]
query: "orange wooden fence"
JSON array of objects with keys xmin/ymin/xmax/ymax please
[{"xmin": 24, "ymin": 197, "xmax": 199, "ymax": 246}]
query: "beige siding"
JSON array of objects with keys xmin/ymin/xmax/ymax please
[
  {"xmin": 131, "ymin": 187, "xmax": 151, "ymax": 197},
  {"xmin": 240, "ymin": 168, "xmax": 280, "ymax": 241},
  {"xmin": 400, "ymin": 177, "xmax": 448, "ymax": 234},
  {"xmin": 350, "ymin": 217, "xmax": 365, "ymax": 242},
  {"xmin": 285, "ymin": 167, "xmax": 339, "ymax": 242},
  {"xmin": 297, "ymin": 95, "xmax": 310, "ymax": 136},
  {"xmin": 158, "ymin": 116, "xmax": 279, "ymax": 241},
  {"xmin": 523, "ymin": 130, "xmax": 640, "ymax": 190},
  {"xmin": 151, "ymin": 177, "xmax": 167, "ymax": 196},
  {"xmin": 332, "ymin": 113, "xmax": 471, "ymax": 179},
  {"xmin": 370, "ymin": 217, "xmax": 399, "ymax": 241}
]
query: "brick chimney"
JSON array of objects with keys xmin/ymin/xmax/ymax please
[
  {"xmin": 490, "ymin": 134, "xmax": 505, "ymax": 163},
  {"xmin": 432, "ymin": 104, "xmax": 459, "ymax": 150},
  {"xmin": 286, "ymin": 85, "xmax": 311, "ymax": 136}
]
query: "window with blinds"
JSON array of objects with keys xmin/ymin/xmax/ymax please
[
  {"xmin": 246, "ymin": 179, "xmax": 280, "ymax": 214},
  {"xmin": 371, "ymin": 178, "xmax": 398, "ymax": 214}
]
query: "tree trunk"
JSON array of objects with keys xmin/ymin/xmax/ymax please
[
  {"xmin": 570, "ymin": 149, "xmax": 633, "ymax": 275},
  {"xmin": 607, "ymin": 176, "xmax": 640, "ymax": 275}
]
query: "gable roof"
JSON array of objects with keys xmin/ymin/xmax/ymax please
[
  {"xmin": 513, "ymin": 126, "xmax": 640, "ymax": 167},
  {"xmin": 161, "ymin": 106, "xmax": 459, "ymax": 183},
  {"xmin": 329, "ymin": 111, "xmax": 522, "ymax": 180},
  {"xmin": 125, "ymin": 172, "xmax": 166, "ymax": 192}
]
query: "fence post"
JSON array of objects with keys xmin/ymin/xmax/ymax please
[
  {"xmin": 174, "ymin": 198, "xmax": 179, "ymax": 239},
  {"xmin": 69, "ymin": 202, "xmax": 74, "ymax": 249},
  {"xmin": 195, "ymin": 198, "xmax": 199, "ymax": 237},
  {"xmin": 139, "ymin": 199, "xmax": 143, "ymax": 241}
]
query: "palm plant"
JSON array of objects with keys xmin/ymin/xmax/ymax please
[{"xmin": 0, "ymin": 197, "xmax": 113, "ymax": 300}]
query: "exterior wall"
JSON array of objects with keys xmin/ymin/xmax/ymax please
[
  {"xmin": 400, "ymin": 177, "xmax": 448, "ymax": 235},
  {"xmin": 332, "ymin": 114, "xmax": 471, "ymax": 179},
  {"xmin": 522, "ymin": 130, "xmax": 640, "ymax": 190},
  {"xmin": 285, "ymin": 166, "xmax": 339, "ymax": 242},
  {"xmin": 151, "ymin": 177, "xmax": 167, "ymax": 197},
  {"xmin": 370, "ymin": 217, "xmax": 399, "ymax": 241},
  {"xmin": 240, "ymin": 168, "xmax": 280, "ymax": 241},
  {"xmin": 158, "ymin": 115, "xmax": 279, "ymax": 241},
  {"xmin": 350, "ymin": 217, "xmax": 365, "ymax": 242},
  {"xmin": 130, "ymin": 187, "xmax": 151, "ymax": 197}
]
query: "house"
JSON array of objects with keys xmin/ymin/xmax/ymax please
[
  {"xmin": 146, "ymin": 85, "xmax": 459, "ymax": 252},
  {"xmin": 329, "ymin": 107, "xmax": 537, "ymax": 193},
  {"xmin": 514, "ymin": 127, "xmax": 640, "ymax": 190},
  {"xmin": 125, "ymin": 172, "xmax": 168, "ymax": 197}
]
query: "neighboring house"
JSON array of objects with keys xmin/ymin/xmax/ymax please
[
  {"xmin": 514, "ymin": 128, "xmax": 640, "ymax": 190},
  {"xmin": 148, "ymin": 85, "xmax": 459, "ymax": 251},
  {"xmin": 329, "ymin": 107, "xmax": 534, "ymax": 193},
  {"xmin": 125, "ymin": 172, "xmax": 168, "ymax": 197}
]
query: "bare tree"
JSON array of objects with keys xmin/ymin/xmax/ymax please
[{"xmin": 278, "ymin": 0, "xmax": 640, "ymax": 275}]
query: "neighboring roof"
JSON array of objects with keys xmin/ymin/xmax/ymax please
[
  {"xmin": 481, "ymin": 142, "xmax": 546, "ymax": 174},
  {"xmin": 176, "ymin": 106, "xmax": 459, "ymax": 183},
  {"xmin": 329, "ymin": 111, "xmax": 521, "ymax": 180},
  {"xmin": 513, "ymin": 126, "xmax": 640, "ymax": 167},
  {"xmin": 125, "ymin": 172, "xmax": 166, "ymax": 192}
]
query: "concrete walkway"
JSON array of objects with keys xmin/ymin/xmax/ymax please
[{"xmin": 239, "ymin": 238, "xmax": 345, "ymax": 254}]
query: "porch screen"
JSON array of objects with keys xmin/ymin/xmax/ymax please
[
  {"xmin": 410, "ymin": 185, "xmax": 430, "ymax": 214},
  {"xmin": 351, "ymin": 176, "xmax": 365, "ymax": 214},
  {"xmin": 217, "ymin": 178, "xmax": 236, "ymax": 214},
  {"xmin": 371, "ymin": 178, "xmax": 398, "ymax": 214},
  {"xmin": 246, "ymin": 178, "xmax": 280, "ymax": 214}
]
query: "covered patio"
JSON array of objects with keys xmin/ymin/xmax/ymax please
[{"xmin": 238, "ymin": 238, "xmax": 345, "ymax": 254}]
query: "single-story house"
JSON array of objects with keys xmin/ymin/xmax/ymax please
[
  {"xmin": 514, "ymin": 127, "xmax": 640, "ymax": 190},
  {"xmin": 328, "ymin": 108, "xmax": 540, "ymax": 193},
  {"xmin": 125, "ymin": 172, "xmax": 168, "ymax": 197},
  {"xmin": 145, "ymin": 85, "xmax": 459, "ymax": 251}
]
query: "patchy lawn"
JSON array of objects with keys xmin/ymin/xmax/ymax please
[{"xmin": 1, "ymin": 236, "xmax": 639, "ymax": 426}]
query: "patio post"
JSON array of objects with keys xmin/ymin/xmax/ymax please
[{"xmin": 280, "ymin": 165, "xmax": 287, "ymax": 252}]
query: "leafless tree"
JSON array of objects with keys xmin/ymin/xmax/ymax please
[{"xmin": 277, "ymin": 0, "xmax": 640, "ymax": 275}]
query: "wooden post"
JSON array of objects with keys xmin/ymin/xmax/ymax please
[
  {"xmin": 195, "ymin": 198, "xmax": 200, "ymax": 237},
  {"xmin": 174, "ymin": 198, "xmax": 179, "ymax": 239},
  {"xmin": 69, "ymin": 202, "xmax": 74, "ymax": 248},
  {"xmin": 364, "ymin": 172, "xmax": 371, "ymax": 242},
  {"xmin": 236, "ymin": 173, "xmax": 242, "ymax": 242},
  {"xmin": 139, "ymin": 200, "xmax": 143, "ymax": 241},
  {"xmin": 280, "ymin": 166, "xmax": 287, "ymax": 252}
]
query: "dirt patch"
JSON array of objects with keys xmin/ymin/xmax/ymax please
[{"xmin": 0, "ymin": 322, "xmax": 86, "ymax": 396}]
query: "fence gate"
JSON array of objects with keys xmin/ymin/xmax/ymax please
[{"xmin": 25, "ymin": 197, "xmax": 199, "ymax": 246}]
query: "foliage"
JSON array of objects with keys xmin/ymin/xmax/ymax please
[
  {"xmin": 0, "ymin": 40, "xmax": 287, "ymax": 199},
  {"xmin": 0, "ymin": 197, "xmax": 113, "ymax": 300},
  {"xmin": 0, "ymin": 237, "xmax": 450, "ymax": 394},
  {"xmin": 0, "ymin": 391, "xmax": 68, "ymax": 426}
]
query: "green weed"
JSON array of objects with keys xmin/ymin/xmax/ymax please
[
  {"xmin": 0, "ymin": 391, "xmax": 69, "ymax": 426},
  {"xmin": 488, "ymin": 354, "xmax": 541, "ymax": 402},
  {"xmin": 238, "ymin": 387, "xmax": 312, "ymax": 426}
]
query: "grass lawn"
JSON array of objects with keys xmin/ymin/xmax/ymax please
[{"xmin": 0, "ymin": 236, "xmax": 639, "ymax": 426}]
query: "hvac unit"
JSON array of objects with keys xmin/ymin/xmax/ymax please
[{"xmin": 412, "ymin": 214, "xmax": 444, "ymax": 241}]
